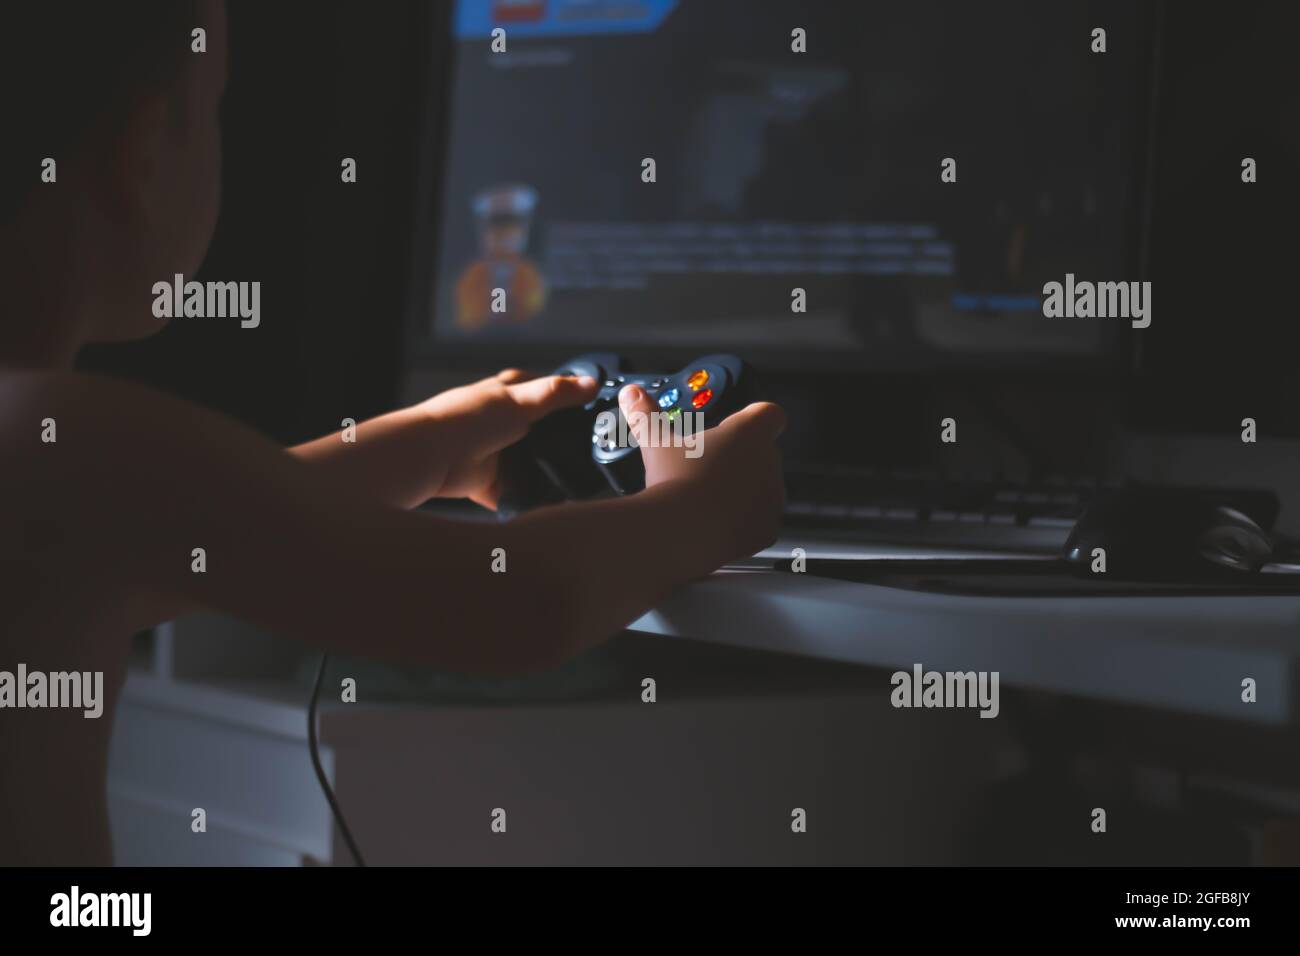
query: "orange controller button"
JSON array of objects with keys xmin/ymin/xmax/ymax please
[{"xmin": 686, "ymin": 369, "xmax": 710, "ymax": 391}]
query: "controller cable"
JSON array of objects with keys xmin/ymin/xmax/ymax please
[{"xmin": 308, "ymin": 653, "xmax": 367, "ymax": 866}]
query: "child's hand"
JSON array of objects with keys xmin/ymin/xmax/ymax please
[
  {"xmin": 618, "ymin": 384, "xmax": 787, "ymax": 562},
  {"xmin": 421, "ymin": 369, "xmax": 599, "ymax": 508}
]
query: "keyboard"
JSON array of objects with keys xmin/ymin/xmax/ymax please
[{"xmin": 781, "ymin": 464, "xmax": 1108, "ymax": 554}]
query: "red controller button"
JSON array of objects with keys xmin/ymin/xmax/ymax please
[
  {"xmin": 691, "ymin": 388, "xmax": 713, "ymax": 409},
  {"xmin": 686, "ymin": 369, "xmax": 710, "ymax": 391}
]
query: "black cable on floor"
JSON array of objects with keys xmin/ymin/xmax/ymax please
[{"xmin": 308, "ymin": 653, "xmax": 366, "ymax": 866}]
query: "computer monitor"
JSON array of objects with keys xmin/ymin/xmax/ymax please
[{"xmin": 405, "ymin": 0, "xmax": 1160, "ymax": 375}]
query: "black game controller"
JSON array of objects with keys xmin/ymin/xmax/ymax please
[{"xmin": 496, "ymin": 353, "xmax": 754, "ymax": 517}]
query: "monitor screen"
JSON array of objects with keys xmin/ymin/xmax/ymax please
[{"xmin": 414, "ymin": 0, "xmax": 1156, "ymax": 372}]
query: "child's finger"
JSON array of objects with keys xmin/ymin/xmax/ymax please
[
  {"xmin": 469, "ymin": 478, "xmax": 500, "ymax": 511},
  {"xmin": 720, "ymin": 401, "xmax": 787, "ymax": 439},
  {"xmin": 495, "ymin": 368, "xmax": 532, "ymax": 384},
  {"xmin": 508, "ymin": 374, "xmax": 599, "ymax": 421}
]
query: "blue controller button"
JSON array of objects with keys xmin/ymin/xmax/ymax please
[{"xmin": 657, "ymin": 388, "xmax": 679, "ymax": 408}]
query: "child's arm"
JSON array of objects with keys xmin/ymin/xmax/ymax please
[
  {"xmin": 286, "ymin": 369, "xmax": 599, "ymax": 510},
  {"xmin": 10, "ymin": 372, "xmax": 784, "ymax": 673}
]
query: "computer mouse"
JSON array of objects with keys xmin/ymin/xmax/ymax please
[{"xmin": 1062, "ymin": 486, "xmax": 1274, "ymax": 581}]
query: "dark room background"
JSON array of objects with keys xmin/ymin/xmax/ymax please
[{"xmin": 80, "ymin": 1, "xmax": 426, "ymax": 445}]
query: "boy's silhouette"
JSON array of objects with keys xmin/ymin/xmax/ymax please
[{"xmin": 0, "ymin": 0, "xmax": 785, "ymax": 864}]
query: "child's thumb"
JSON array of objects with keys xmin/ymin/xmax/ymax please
[{"xmin": 617, "ymin": 384, "xmax": 658, "ymax": 449}]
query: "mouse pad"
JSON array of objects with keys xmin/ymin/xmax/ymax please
[{"xmin": 783, "ymin": 559, "xmax": 1300, "ymax": 597}]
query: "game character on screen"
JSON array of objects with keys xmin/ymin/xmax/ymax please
[{"xmin": 454, "ymin": 183, "xmax": 548, "ymax": 330}]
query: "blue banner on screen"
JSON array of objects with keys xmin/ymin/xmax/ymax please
[{"xmin": 455, "ymin": 0, "xmax": 679, "ymax": 39}]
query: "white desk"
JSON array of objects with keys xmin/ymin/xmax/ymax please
[{"xmin": 630, "ymin": 568, "xmax": 1300, "ymax": 725}]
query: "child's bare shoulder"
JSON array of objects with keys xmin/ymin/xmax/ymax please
[
  {"xmin": 2, "ymin": 368, "xmax": 184, "ymax": 428},
  {"xmin": 0, "ymin": 370, "xmax": 281, "ymax": 531},
  {"xmin": 2, "ymin": 373, "xmax": 163, "ymax": 521},
  {"xmin": 3, "ymin": 370, "xmax": 183, "ymax": 470},
  {"xmin": 2, "ymin": 368, "xmax": 274, "ymax": 451}
]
